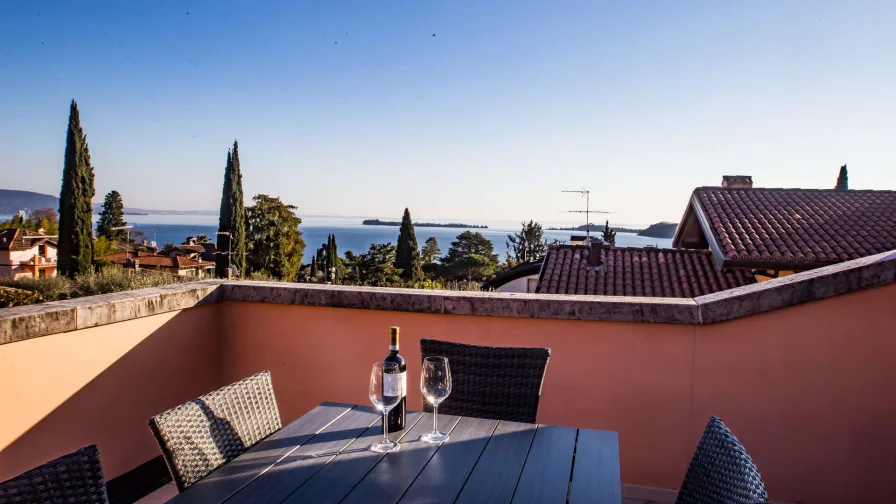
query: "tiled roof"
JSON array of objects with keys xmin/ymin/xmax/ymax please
[
  {"xmin": 689, "ymin": 187, "xmax": 896, "ymax": 266},
  {"xmin": 0, "ymin": 229, "xmax": 55, "ymax": 251},
  {"xmin": 536, "ymin": 245, "xmax": 755, "ymax": 298},
  {"xmin": 105, "ymin": 252, "xmax": 211, "ymax": 269},
  {"xmin": 175, "ymin": 244, "xmax": 206, "ymax": 253}
]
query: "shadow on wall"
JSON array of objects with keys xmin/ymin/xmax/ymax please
[{"xmin": 0, "ymin": 306, "xmax": 230, "ymax": 482}]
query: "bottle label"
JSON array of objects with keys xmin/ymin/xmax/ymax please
[{"xmin": 384, "ymin": 372, "xmax": 401, "ymax": 397}]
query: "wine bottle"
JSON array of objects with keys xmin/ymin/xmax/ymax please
[{"xmin": 385, "ymin": 326, "xmax": 407, "ymax": 431}]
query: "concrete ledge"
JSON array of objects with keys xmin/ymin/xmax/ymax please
[
  {"xmin": 0, "ymin": 280, "xmax": 223, "ymax": 345},
  {"xmin": 1, "ymin": 249, "xmax": 894, "ymax": 344},
  {"xmin": 696, "ymin": 249, "xmax": 896, "ymax": 324},
  {"xmin": 222, "ymin": 282, "xmax": 701, "ymax": 324}
]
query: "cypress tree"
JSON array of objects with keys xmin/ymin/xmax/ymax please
[
  {"xmin": 216, "ymin": 141, "xmax": 248, "ymax": 278},
  {"xmin": 58, "ymin": 100, "xmax": 96, "ymax": 278},
  {"xmin": 97, "ymin": 190, "xmax": 127, "ymax": 241},
  {"xmin": 329, "ymin": 234, "xmax": 339, "ymax": 282},
  {"xmin": 835, "ymin": 164, "xmax": 848, "ymax": 190},
  {"xmin": 310, "ymin": 255, "xmax": 319, "ymax": 279},
  {"xmin": 395, "ymin": 207, "xmax": 423, "ymax": 282}
]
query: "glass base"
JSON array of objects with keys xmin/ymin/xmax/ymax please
[
  {"xmin": 420, "ymin": 431, "xmax": 449, "ymax": 443},
  {"xmin": 370, "ymin": 439, "xmax": 400, "ymax": 453}
]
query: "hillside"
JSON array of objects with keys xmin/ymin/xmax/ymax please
[
  {"xmin": 637, "ymin": 222, "xmax": 677, "ymax": 238},
  {"xmin": 0, "ymin": 189, "xmax": 58, "ymax": 213}
]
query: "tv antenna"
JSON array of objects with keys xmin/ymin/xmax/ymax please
[{"xmin": 562, "ymin": 189, "xmax": 615, "ymax": 239}]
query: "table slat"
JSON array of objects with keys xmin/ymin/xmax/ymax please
[
  {"xmin": 279, "ymin": 412, "xmax": 424, "ymax": 504},
  {"xmin": 568, "ymin": 429, "xmax": 621, "ymax": 504},
  {"xmin": 454, "ymin": 421, "xmax": 537, "ymax": 504},
  {"xmin": 341, "ymin": 413, "xmax": 462, "ymax": 504},
  {"xmin": 398, "ymin": 416, "xmax": 498, "ymax": 504},
  {"xmin": 225, "ymin": 406, "xmax": 381, "ymax": 504},
  {"xmin": 168, "ymin": 402, "xmax": 353, "ymax": 504},
  {"xmin": 510, "ymin": 426, "xmax": 578, "ymax": 504}
]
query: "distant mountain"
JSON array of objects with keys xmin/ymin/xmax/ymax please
[
  {"xmin": 0, "ymin": 189, "xmax": 217, "ymax": 216},
  {"xmin": 637, "ymin": 222, "xmax": 677, "ymax": 238},
  {"xmin": 0, "ymin": 189, "xmax": 59, "ymax": 213}
]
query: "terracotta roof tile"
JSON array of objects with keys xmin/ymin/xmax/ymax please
[
  {"xmin": 536, "ymin": 245, "xmax": 755, "ymax": 298},
  {"xmin": 692, "ymin": 187, "xmax": 896, "ymax": 266},
  {"xmin": 0, "ymin": 229, "xmax": 55, "ymax": 251}
]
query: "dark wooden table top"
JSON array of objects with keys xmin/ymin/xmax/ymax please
[{"xmin": 170, "ymin": 402, "xmax": 621, "ymax": 504}]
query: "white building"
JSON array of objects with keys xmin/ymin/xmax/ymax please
[{"xmin": 0, "ymin": 229, "xmax": 58, "ymax": 279}]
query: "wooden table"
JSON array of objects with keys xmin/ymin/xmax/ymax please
[{"xmin": 170, "ymin": 402, "xmax": 621, "ymax": 504}]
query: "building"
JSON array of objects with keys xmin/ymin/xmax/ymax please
[
  {"xmin": 0, "ymin": 229, "xmax": 57, "ymax": 279},
  {"xmin": 673, "ymin": 175, "xmax": 896, "ymax": 281},
  {"xmin": 105, "ymin": 250, "xmax": 214, "ymax": 277},
  {"xmin": 536, "ymin": 242, "xmax": 755, "ymax": 297},
  {"xmin": 481, "ymin": 260, "xmax": 543, "ymax": 293}
]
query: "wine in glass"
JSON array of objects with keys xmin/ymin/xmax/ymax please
[
  {"xmin": 369, "ymin": 361, "xmax": 402, "ymax": 453},
  {"xmin": 420, "ymin": 356, "xmax": 451, "ymax": 443}
]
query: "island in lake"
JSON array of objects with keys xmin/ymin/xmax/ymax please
[
  {"xmin": 363, "ymin": 219, "xmax": 488, "ymax": 229},
  {"xmin": 548, "ymin": 221, "xmax": 677, "ymax": 239}
]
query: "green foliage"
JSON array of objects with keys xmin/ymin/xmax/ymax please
[
  {"xmin": 246, "ymin": 194, "xmax": 306, "ymax": 281},
  {"xmin": 194, "ymin": 234, "xmax": 210, "ymax": 243},
  {"xmin": 345, "ymin": 243, "xmax": 402, "ymax": 286},
  {"xmin": 0, "ymin": 208, "xmax": 59, "ymax": 235},
  {"xmin": 246, "ymin": 270, "xmax": 282, "ymax": 282},
  {"xmin": 0, "ymin": 287, "xmax": 44, "ymax": 308},
  {"xmin": 96, "ymin": 190, "xmax": 127, "ymax": 241},
  {"xmin": 73, "ymin": 266, "xmax": 188, "ymax": 297},
  {"xmin": 310, "ymin": 234, "xmax": 341, "ymax": 283},
  {"xmin": 506, "ymin": 220, "xmax": 548, "ymax": 263},
  {"xmin": 160, "ymin": 242, "xmax": 176, "ymax": 254},
  {"xmin": 395, "ymin": 208, "xmax": 423, "ymax": 282},
  {"xmin": 216, "ymin": 142, "xmax": 248, "ymax": 278},
  {"xmin": 0, "ymin": 276, "xmax": 70, "ymax": 302},
  {"xmin": 58, "ymin": 100, "xmax": 95, "ymax": 278},
  {"xmin": 601, "ymin": 220, "xmax": 617, "ymax": 246},
  {"xmin": 836, "ymin": 164, "xmax": 848, "ymax": 190},
  {"xmin": 421, "ymin": 237, "xmax": 440, "ymax": 264},
  {"xmin": 440, "ymin": 231, "xmax": 498, "ymax": 280}
]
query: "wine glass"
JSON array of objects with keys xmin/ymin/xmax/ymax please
[
  {"xmin": 420, "ymin": 356, "xmax": 451, "ymax": 443},
  {"xmin": 369, "ymin": 361, "xmax": 402, "ymax": 453}
]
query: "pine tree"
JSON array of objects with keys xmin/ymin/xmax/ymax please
[
  {"xmin": 835, "ymin": 164, "xmax": 848, "ymax": 190},
  {"xmin": 506, "ymin": 220, "xmax": 548, "ymax": 262},
  {"xmin": 216, "ymin": 141, "xmax": 248, "ymax": 278},
  {"xmin": 58, "ymin": 100, "xmax": 96, "ymax": 278},
  {"xmin": 601, "ymin": 220, "xmax": 617, "ymax": 246},
  {"xmin": 395, "ymin": 208, "xmax": 423, "ymax": 282},
  {"xmin": 422, "ymin": 237, "xmax": 440, "ymax": 265},
  {"xmin": 97, "ymin": 190, "xmax": 127, "ymax": 242}
]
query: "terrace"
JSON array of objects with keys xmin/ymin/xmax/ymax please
[{"xmin": 1, "ymin": 249, "xmax": 895, "ymax": 504}]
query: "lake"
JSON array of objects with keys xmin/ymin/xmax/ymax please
[{"xmin": 5, "ymin": 213, "xmax": 674, "ymax": 263}]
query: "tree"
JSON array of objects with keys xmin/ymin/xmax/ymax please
[
  {"xmin": 506, "ymin": 220, "xmax": 548, "ymax": 262},
  {"xmin": 440, "ymin": 231, "xmax": 498, "ymax": 281},
  {"xmin": 601, "ymin": 220, "xmax": 617, "ymax": 246},
  {"xmin": 421, "ymin": 237, "xmax": 440, "ymax": 264},
  {"xmin": 161, "ymin": 242, "xmax": 177, "ymax": 254},
  {"xmin": 394, "ymin": 208, "xmax": 423, "ymax": 282},
  {"xmin": 194, "ymin": 234, "xmax": 210, "ymax": 243},
  {"xmin": 246, "ymin": 194, "xmax": 306, "ymax": 281},
  {"xmin": 345, "ymin": 243, "xmax": 401, "ymax": 286},
  {"xmin": 29, "ymin": 208, "xmax": 59, "ymax": 235},
  {"xmin": 216, "ymin": 141, "xmax": 248, "ymax": 278},
  {"xmin": 58, "ymin": 100, "xmax": 96, "ymax": 278},
  {"xmin": 97, "ymin": 191, "xmax": 127, "ymax": 242},
  {"xmin": 835, "ymin": 164, "xmax": 848, "ymax": 190}
]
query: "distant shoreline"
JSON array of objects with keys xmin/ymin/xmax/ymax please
[
  {"xmin": 362, "ymin": 219, "xmax": 488, "ymax": 229},
  {"xmin": 548, "ymin": 221, "xmax": 677, "ymax": 239}
]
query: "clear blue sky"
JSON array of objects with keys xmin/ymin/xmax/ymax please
[{"xmin": 1, "ymin": 1, "xmax": 894, "ymax": 226}]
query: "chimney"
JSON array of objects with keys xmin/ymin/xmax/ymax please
[
  {"xmin": 186, "ymin": 236, "xmax": 196, "ymax": 245},
  {"xmin": 142, "ymin": 239, "xmax": 148, "ymax": 246},
  {"xmin": 721, "ymin": 175, "xmax": 753, "ymax": 189},
  {"xmin": 588, "ymin": 240, "xmax": 604, "ymax": 268}
]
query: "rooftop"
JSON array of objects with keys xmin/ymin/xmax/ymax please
[
  {"xmin": 537, "ymin": 245, "xmax": 755, "ymax": 297},
  {"xmin": 674, "ymin": 186, "xmax": 896, "ymax": 270},
  {"xmin": 0, "ymin": 228, "xmax": 56, "ymax": 252}
]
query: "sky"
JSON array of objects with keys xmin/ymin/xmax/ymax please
[{"xmin": 1, "ymin": 1, "xmax": 895, "ymax": 226}]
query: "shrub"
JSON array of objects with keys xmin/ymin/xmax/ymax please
[
  {"xmin": 73, "ymin": 266, "xmax": 188, "ymax": 297},
  {"xmin": 0, "ymin": 287, "xmax": 44, "ymax": 308},
  {"xmin": 0, "ymin": 276, "xmax": 73, "ymax": 301}
]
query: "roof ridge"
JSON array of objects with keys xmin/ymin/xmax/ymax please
[{"xmin": 694, "ymin": 186, "xmax": 896, "ymax": 193}]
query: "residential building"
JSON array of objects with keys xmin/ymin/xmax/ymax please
[
  {"xmin": 673, "ymin": 175, "xmax": 896, "ymax": 281},
  {"xmin": 105, "ymin": 250, "xmax": 214, "ymax": 277},
  {"xmin": 482, "ymin": 259, "xmax": 543, "ymax": 293},
  {"xmin": 0, "ymin": 228, "xmax": 57, "ymax": 279}
]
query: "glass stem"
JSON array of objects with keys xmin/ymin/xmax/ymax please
[
  {"xmin": 383, "ymin": 411, "xmax": 389, "ymax": 443},
  {"xmin": 433, "ymin": 404, "xmax": 438, "ymax": 433}
]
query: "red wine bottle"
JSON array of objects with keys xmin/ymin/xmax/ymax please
[{"xmin": 385, "ymin": 326, "xmax": 407, "ymax": 431}]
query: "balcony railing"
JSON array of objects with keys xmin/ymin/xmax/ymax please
[{"xmin": 0, "ymin": 249, "xmax": 894, "ymax": 503}]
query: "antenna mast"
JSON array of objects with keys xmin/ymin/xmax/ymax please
[{"xmin": 562, "ymin": 189, "xmax": 614, "ymax": 239}]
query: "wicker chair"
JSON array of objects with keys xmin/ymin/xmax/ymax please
[
  {"xmin": 148, "ymin": 370, "xmax": 282, "ymax": 492},
  {"xmin": 0, "ymin": 445, "xmax": 109, "ymax": 504},
  {"xmin": 676, "ymin": 416, "xmax": 769, "ymax": 504},
  {"xmin": 420, "ymin": 339, "xmax": 550, "ymax": 423}
]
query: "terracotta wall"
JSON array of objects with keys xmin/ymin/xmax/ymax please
[
  {"xmin": 220, "ymin": 282, "xmax": 896, "ymax": 504},
  {"xmin": 0, "ymin": 305, "xmax": 222, "ymax": 481}
]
